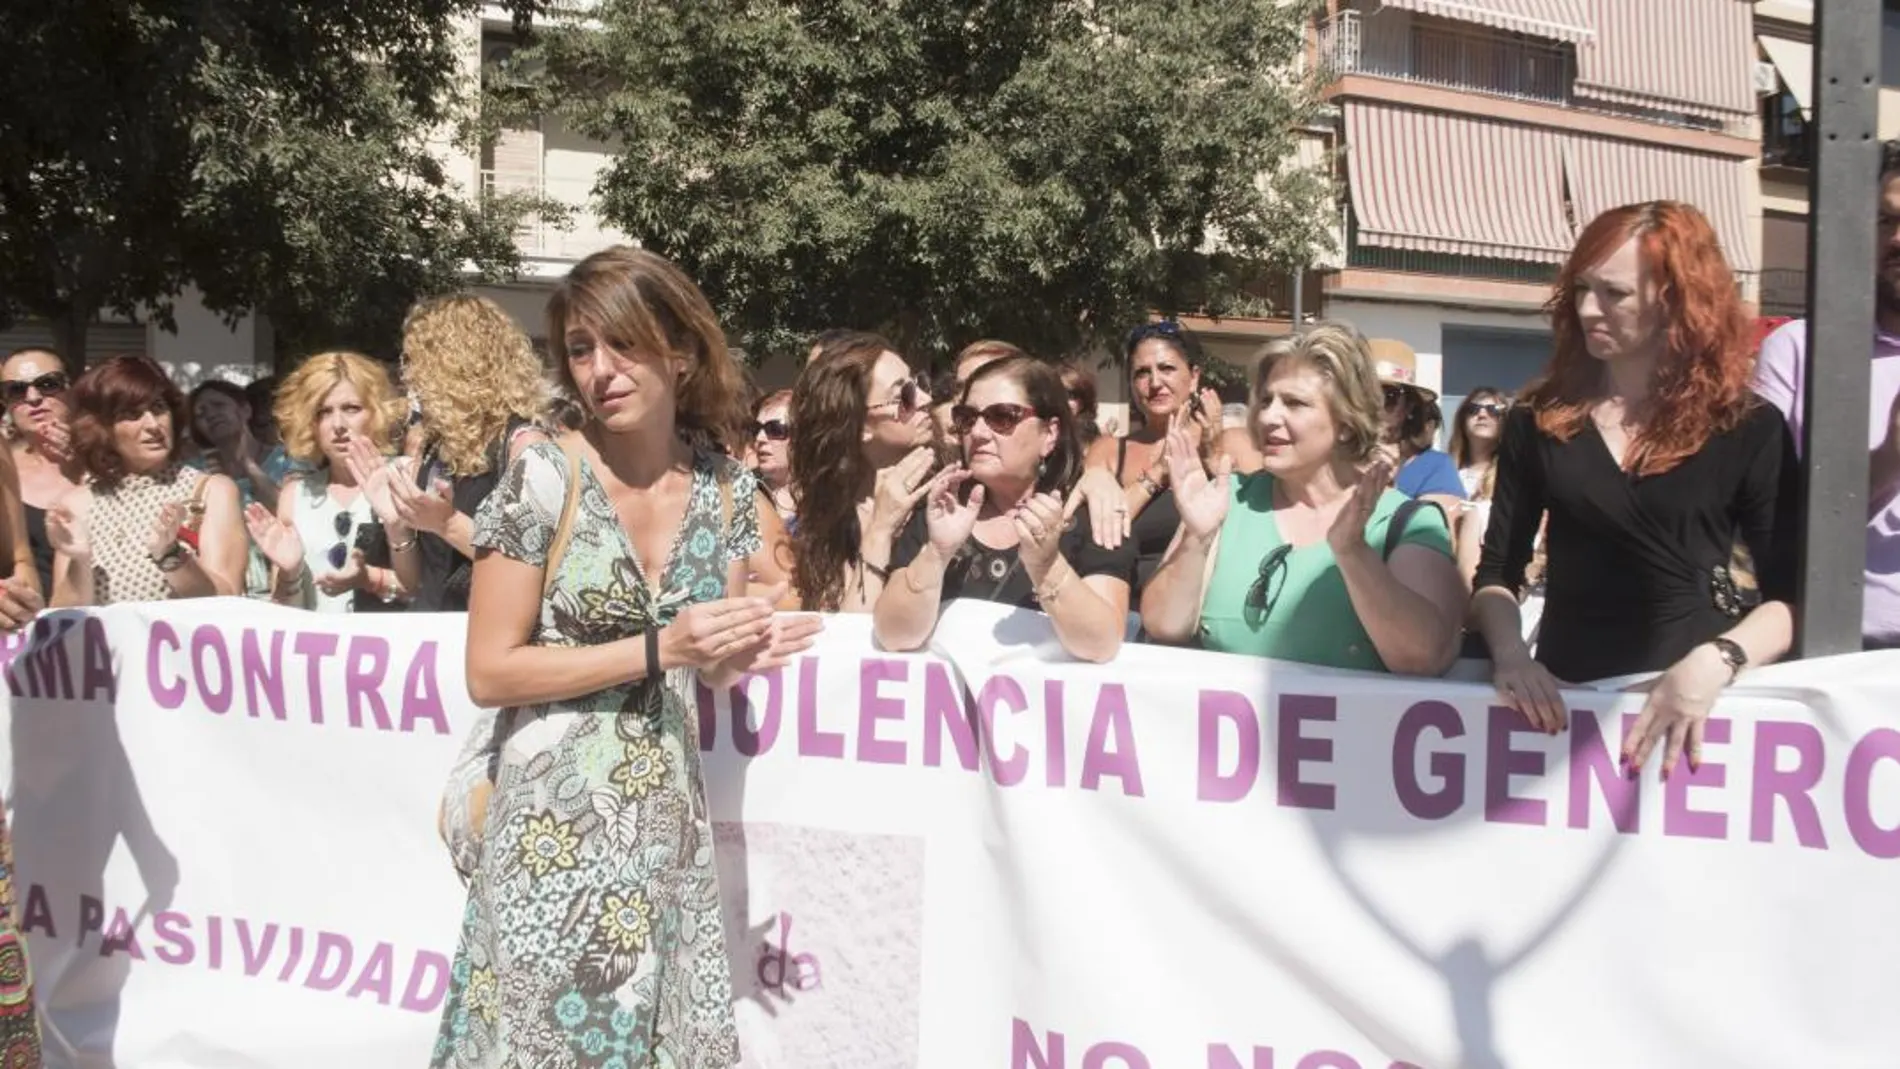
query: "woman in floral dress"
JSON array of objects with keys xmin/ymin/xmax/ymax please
[{"xmin": 434, "ymin": 248, "xmax": 819, "ymax": 1069}]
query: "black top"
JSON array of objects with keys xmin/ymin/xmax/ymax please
[
  {"xmin": 410, "ymin": 420, "xmax": 531, "ymax": 613},
  {"xmin": 22, "ymin": 505, "xmax": 53, "ymax": 596},
  {"xmin": 1475, "ymin": 402, "xmax": 1799, "ymax": 682},
  {"xmin": 891, "ymin": 501, "xmax": 1135, "ymax": 610},
  {"xmin": 1115, "ymin": 437, "xmax": 1181, "ymax": 594}
]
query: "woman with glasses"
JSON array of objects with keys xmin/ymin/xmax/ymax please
[
  {"xmin": 1450, "ymin": 388, "xmax": 1508, "ymax": 498},
  {"xmin": 1372, "ymin": 340, "xmax": 1466, "ymax": 520},
  {"xmin": 876, "ymin": 356, "xmax": 1134, "ymax": 663},
  {"xmin": 1140, "ymin": 323, "xmax": 1464, "ymax": 675},
  {"xmin": 748, "ymin": 389, "xmax": 797, "ymax": 530},
  {"xmin": 787, "ymin": 332, "xmax": 938, "ymax": 611},
  {"xmin": 45, "ymin": 356, "xmax": 248, "ymax": 606},
  {"xmin": 245, "ymin": 352, "xmax": 409, "ymax": 613},
  {"xmin": 1082, "ymin": 320, "xmax": 1223, "ymax": 597},
  {"xmin": 3, "ymin": 348, "xmax": 84, "ymax": 594}
]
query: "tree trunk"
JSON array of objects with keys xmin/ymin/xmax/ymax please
[{"xmin": 49, "ymin": 302, "xmax": 92, "ymax": 374}]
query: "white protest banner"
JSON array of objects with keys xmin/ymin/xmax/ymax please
[{"xmin": 1, "ymin": 597, "xmax": 1897, "ymax": 1069}]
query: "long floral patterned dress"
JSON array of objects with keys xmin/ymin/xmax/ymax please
[
  {"xmin": 433, "ymin": 441, "xmax": 757, "ymax": 1069},
  {"xmin": 0, "ymin": 801, "xmax": 40, "ymax": 1069}
]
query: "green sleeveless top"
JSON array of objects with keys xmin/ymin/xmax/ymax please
[{"xmin": 1198, "ymin": 472, "xmax": 1453, "ymax": 672}]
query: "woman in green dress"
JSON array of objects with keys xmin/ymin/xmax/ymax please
[{"xmin": 433, "ymin": 248, "xmax": 819, "ymax": 1069}]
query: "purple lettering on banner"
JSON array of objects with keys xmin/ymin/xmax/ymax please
[
  {"xmin": 1011, "ymin": 1018, "xmax": 1064, "ymax": 1069},
  {"xmin": 1662, "ymin": 717, "xmax": 1730, "ymax": 840},
  {"xmin": 80, "ymin": 617, "xmax": 115, "ymax": 701},
  {"xmin": 21, "ymin": 885, "xmax": 54, "ymax": 938},
  {"xmin": 1393, "ymin": 700, "xmax": 1466, "ymax": 820},
  {"xmin": 797, "ymin": 657, "xmax": 844, "ymax": 759},
  {"xmin": 1844, "ymin": 728, "xmax": 1900, "ymax": 859},
  {"xmin": 1044, "ymin": 681, "xmax": 1068, "ymax": 788},
  {"xmin": 1750, "ymin": 720, "xmax": 1827, "ymax": 848},
  {"xmin": 1081, "ymin": 685, "xmax": 1145, "ymax": 797},
  {"xmin": 148, "ymin": 622, "xmax": 186, "ymax": 708},
  {"xmin": 1083, "ymin": 1043, "xmax": 1151, "ymax": 1069},
  {"xmin": 1296, "ymin": 1055, "xmax": 1363, "ymax": 1069},
  {"xmin": 208, "ymin": 914, "xmax": 223, "ymax": 969},
  {"xmin": 294, "ymin": 632, "xmax": 338, "ymax": 725},
  {"xmin": 348, "ymin": 941, "xmax": 397, "ymax": 1004},
  {"xmin": 857, "ymin": 659, "xmax": 909, "ymax": 765},
  {"xmin": 276, "ymin": 926, "xmax": 306, "ymax": 983},
  {"xmin": 924, "ymin": 663, "xmax": 979, "ymax": 772},
  {"xmin": 400, "ymin": 642, "xmax": 450, "ymax": 735},
  {"xmin": 979, "ymin": 675, "xmax": 1030, "ymax": 787},
  {"xmin": 238, "ymin": 920, "xmax": 279, "ymax": 977},
  {"xmin": 1277, "ymin": 694, "xmax": 1336, "ymax": 810},
  {"xmin": 730, "ymin": 670, "xmax": 783, "ymax": 757},
  {"xmin": 18, "ymin": 617, "xmax": 75, "ymax": 700},
  {"xmin": 344, "ymin": 637, "xmax": 393, "ymax": 731},
  {"xmin": 77, "ymin": 894, "xmax": 103, "ymax": 947},
  {"xmin": 1568, "ymin": 712, "xmax": 1640, "ymax": 833},
  {"xmin": 1206, "ymin": 1046, "xmax": 1273, "ymax": 1069},
  {"xmin": 242, "ymin": 629, "xmax": 288, "ymax": 721},
  {"xmin": 304, "ymin": 932, "xmax": 354, "ymax": 991},
  {"xmin": 400, "ymin": 950, "xmax": 452, "ymax": 1014},
  {"xmin": 191, "ymin": 625, "xmax": 233, "ymax": 714},
  {"xmin": 99, "ymin": 906, "xmax": 146, "ymax": 959},
  {"xmin": 1198, "ymin": 691, "xmax": 1261, "ymax": 803},
  {"xmin": 152, "ymin": 911, "xmax": 194, "ymax": 965},
  {"xmin": 1484, "ymin": 706, "xmax": 1547, "ymax": 826}
]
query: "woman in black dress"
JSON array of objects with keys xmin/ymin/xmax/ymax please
[{"xmin": 1473, "ymin": 201, "xmax": 1799, "ymax": 777}]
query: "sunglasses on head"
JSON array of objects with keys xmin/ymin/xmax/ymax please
[
  {"xmin": 327, "ymin": 511, "xmax": 356, "ymax": 572},
  {"xmin": 1467, "ymin": 401, "xmax": 1508, "ymax": 417},
  {"xmin": 1124, "ymin": 320, "xmax": 1186, "ymax": 354},
  {"xmin": 2, "ymin": 372, "xmax": 68, "ymax": 405},
  {"xmin": 750, "ymin": 418, "xmax": 791, "ymax": 441},
  {"xmin": 1243, "ymin": 543, "xmax": 1293, "ymax": 626},
  {"xmin": 867, "ymin": 376, "xmax": 928, "ymax": 416},
  {"xmin": 950, "ymin": 403, "xmax": 1040, "ymax": 436}
]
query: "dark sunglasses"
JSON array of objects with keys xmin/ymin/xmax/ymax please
[
  {"xmin": 1382, "ymin": 384, "xmax": 1407, "ymax": 408},
  {"xmin": 750, "ymin": 418, "xmax": 791, "ymax": 441},
  {"xmin": 1243, "ymin": 543, "xmax": 1293, "ymax": 626},
  {"xmin": 1466, "ymin": 401, "xmax": 1508, "ymax": 417},
  {"xmin": 327, "ymin": 511, "xmax": 356, "ymax": 571},
  {"xmin": 2, "ymin": 372, "xmax": 68, "ymax": 405},
  {"xmin": 950, "ymin": 403, "xmax": 1041, "ymax": 436},
  {"xmin": 867, "ymin": 376, "xmax": 928, "ymax": 416}
]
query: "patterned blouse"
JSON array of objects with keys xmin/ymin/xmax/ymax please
[
  {"xmin": 433, "ymin": 441, "xmax": 759, "ymax": 1069},
  {"xmin": 87, "ymin": 464, "xmax": 208, "ymax": 604}
]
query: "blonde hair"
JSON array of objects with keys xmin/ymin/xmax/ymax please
[
  {"xmin": 274, "ymin": 351, "xmax": 405, "ymax": 464},
  {"xmin": 401, "ymin": 294, "xmax": 547, "ymax": 477},
  {"xmin": 1246, "ymin": 322, "xmax": 1384, "ymax": 464},
  {"xmin": 546, "ymin": 246, "xmax": 747, "ymax": 454}
]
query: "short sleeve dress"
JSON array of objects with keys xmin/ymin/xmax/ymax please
[{"xmin": 432, "ymin": 441, "xmax": 759, "ymax": 1069}]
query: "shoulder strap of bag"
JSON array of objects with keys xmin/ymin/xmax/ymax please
[
  {"xmin": 1382, "ymin": 497, "xmax": 1444, "ymax": 561},
  {"xmin": 542, "ymin": 438, "xmax": 585, "ymax": 598}
]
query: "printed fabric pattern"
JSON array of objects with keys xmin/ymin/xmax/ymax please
[
  {"xmin": 0, "ymin": 802, "xmax": 41, "ymax": 1068},
  {"xmin": 432, "ymin": 441, "xmax": 760, "ymax": 1069},
  {"xmin": 88, "ymin": 465, "xmax": 208, "ymax": 605}
]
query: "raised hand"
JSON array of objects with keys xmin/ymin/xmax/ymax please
[
  {"xmin": 1064, "ymin": 467, "xmax": 1130, "ymax": 550},
  {"xmin": 1327, "ymin": 460, "xmax": 1391, "ymax": 558},
  {"xmin": 316, "ymin": 547, "xmax": 367, "ymax": 598},
  {"xmin": 148, "ymin": 502, "xmax": 187, "ymax": 559},
  {"xmin": 244, "ymin": 502, "xmax": 306, "ymax": 575},
  {"xmin": 45, "ymin": 504, "xmax": 90, "ymax": 561},
  {"xmin": 391, "ymin": 466, "xmax": 455, "ymax": 535},
  {"xmin": 922, "ymin": 464, "xmax": 983, "ymax": 556},
  {"xmin": 869, "ymin": 446, "xmax": 936, "ymax": 537},
  {"xmin": 1166, "ymin": 424, "xmax": 1231, "ymax": 539},
  {"xmin": 343, "ymin": 438, "xmax": 406, "ymax": 527},
  {"xmin": 1011, "ymin": 491, "xmax": 1066, "ymax": 574}
]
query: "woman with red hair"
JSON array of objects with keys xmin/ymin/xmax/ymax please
[{"xmin": 1472, "ymin": 202, "xmax": 1799, "ymax": 777}]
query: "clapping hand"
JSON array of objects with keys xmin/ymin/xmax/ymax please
[
  {"xmin": 1166, "ymin": 424, "xmax": 1231, "ymax": 540},
  {"xmin": 316, "ymin": 548, "xmax": 367, "ymax": 598},
  {"xmin": 1011, "ymin": 492, "xmax": 1066, "ymax": 573},
  {"xmin": 343, "ymin": 437, "xmax": 408, "ymax": 528},
  {"xmin": 244, "ymin": 502, "xmax": 306, "ymax": 576},
  {"xmin": 0, "ymin": 576, "xmax": 44, "ymax": 633},
  {"xmin": 45, "ymin": 504, "xmax": 90, "ymax": 562},
  {"xmin": 147, "ymin": 502, "xmax": 187, "ymax": 559},
  {"xmin": 1326, "ymin": 459, "xmax": 1389, "ymax": 558},
  {"xmin": 869, "ymin": 447, "xmax": 936, "ymax": 537},
  {"xmin": 922, "ymin": 464, "xmax": 984, "ymax": 556}
]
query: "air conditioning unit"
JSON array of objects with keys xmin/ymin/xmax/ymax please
[{"xmin": 1754, "ymin": 60, "xmax": 1781, "ymax": 96}]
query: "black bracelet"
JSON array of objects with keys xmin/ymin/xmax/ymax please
[
  {"xmin": 645, "ymin": 627, "xmax": 663, "ymax": 679},
  {"xmin": 862, "ymin": 559, "xmax": 891, "ymax": 582}
]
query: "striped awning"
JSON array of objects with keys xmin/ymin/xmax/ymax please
[
  {"xmin": 1575, "ymin": 0, "xmax": 1755, "ymax": 120},
  {"xmin": 1344, "ymin": 102, "xmax": 1573, "ymax": 264},
  {"xmin": 1758, "ymin": 35, "xmax": 1814, "ymax": 118},
  {"xmin": 1562, "ymin": 134, "xmax": 1757, "ymax": 271},
  {"xmin": 1377, "ymin": 0, "xmax": 1594, "ymax": 43}
]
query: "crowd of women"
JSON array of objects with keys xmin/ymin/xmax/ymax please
[{"xmin": 0, "ymin": 198, "xmax": 1806, "ymax": 1067}]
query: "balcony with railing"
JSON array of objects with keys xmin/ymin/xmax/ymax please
[
  {"xmin": 1758, "ymin": 268, "xmax": 1808, "ymax": 317},
  {"xmin": 1761, "ymin": 92, "xmax": 1812, "ymax": 171},
  {"xmin": 1319, "ymin": 8, "xmax": 1573, "ymax": 106},
  {"xmin": 481, "ymin": 170, "xmax": 632, "ymax": 262}
]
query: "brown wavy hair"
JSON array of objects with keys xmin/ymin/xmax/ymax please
[
  {"xmin": 274, "ymin": 351, "xmax": 406, "ymax": 465},
  {"xmin": 546, "ymin": 246, "xmax": 747, "ymax": 456},
  {"xmin": 401, "ymin": 294, "xmax": 548, "ymax": 477},
  {"xmin": 69, "ymin": 356, "xmax": 187, "ymax": 486},
  {"xmin": 1525, "ymin": 201, "xmax": 1755, "ymax": 477},
  {"xmin": 788, "ymin": 332, "xmax": 895, "ymax": 610}
]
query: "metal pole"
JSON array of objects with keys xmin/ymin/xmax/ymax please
[{"xmin": 1797, "ymin": 0, "xmax": 1882, "ymax": 657}]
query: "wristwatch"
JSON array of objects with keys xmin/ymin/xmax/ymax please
[
  {"xmin": 151, "ymin": 543, "xmax": 188, "ymax": 573},
  {"xmin": 1709, "ymin": 637, "xmax": 1748, "ymax": 682}
]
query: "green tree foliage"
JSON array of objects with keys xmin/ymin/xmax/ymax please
[
  {"xmin": 0, "ymin": 2, "xmax": 524, "ymax": 368},
  {"xmin": 504, "ymin": 0, "xmax": 1333, "ymax": 366}
]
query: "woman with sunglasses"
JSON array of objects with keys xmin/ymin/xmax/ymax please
[
  {"xmin": 1371, "ymin": 341, "xmax": 1466, "ymax": 520},
  {"xmin": 245, "ymin": 352, "xmax": 409, "ymax": 613},
  {"xmin": 1140, "ymin": 323, "xmax": 1464, "ymax": 675},
  {"xmin": 787, "ymin": 332, "xmax": 938, "ymax": 611},
  {"xmin": 45, "ymin": 356, "xmax": 248, "ymax": 606},
  {"xmin": 3, "ymin": 348, "xmax": 84, "ymax": 594},
  {"xmin": 876, "ymin": 356, "xmax": 1134, "ymax": 663},
  {"xmin": 1450, "ymin": 388, "xmax": 1509, "ymax": 499},
  {"xmin": 748, "ymin": 389, "xmax": 797, "ymax": 530}
]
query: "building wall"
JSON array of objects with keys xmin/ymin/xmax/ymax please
[{"xmin": 1324, "ymin": 299, "xmax": 1550, "ymax": 397}]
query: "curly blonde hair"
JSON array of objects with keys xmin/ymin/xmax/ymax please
[
  {"xmin": 274, "ymin": 351, "xmax": 405, "ymax": 465},
  {"xmin": 401, "ymin": 294, "xmax": 547, "ymax": 477}
]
